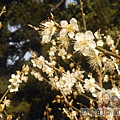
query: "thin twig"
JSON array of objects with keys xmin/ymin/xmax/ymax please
[
  {"xmin": 61, "ymin": 90, "xmax": 81, "ymax": 113},
  {"xmin": 53, "ymin": 0, "xmax": 65, "ymax": 11},
  {"xmin": 96, "ymin": 46, "xmax": 120, "ymax": 59},
  {"xmin": 80, "ymin": 0, "xmax": 87, "ymax": 31},
  {"xmin": 79, "ymin": 93, "xmax": 97, "ymax": 103},
  {"xmin": 0, "ymin": 6, "xmax": 6, "ymax": 17},
  {"xmin": 115, "ymin": 35, "xmax": 120, "ymax": 49},
  {"xmin": 0, "ymin": 89, "xmax": 9, "ymax": 103},
  {"xmin": 96, "ymin": 68, "xmax": 103, "ymax": 88}
]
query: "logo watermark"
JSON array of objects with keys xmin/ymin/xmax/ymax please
[{"xmin": 79, "ymin": 108, "xmax": 120, "ymax": 117}]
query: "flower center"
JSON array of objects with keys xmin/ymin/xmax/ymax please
[
  {"xmin": 67, "ymin": 24, "xmax": 74, "ymax": 32},
  {"xmin": 80, "ymin": 40, "xmax": 88, "ymax": 45}
]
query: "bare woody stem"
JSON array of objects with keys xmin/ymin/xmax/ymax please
[
  {"xmin": 80, "ymin": 0, "xmax": 87, "ymax": 31},
  {"xmin": 60, "ymin": 90, "xmax": 81, "ymax": 112},
  {"xmin": 79, "ymin": 93, "xmax": 98, "ymax": 103},
  {"xmin": 96, "ymin": 46, "xmax": 120, "ymax": 59},
  {"xmin": 96, "ymin": 68, "xmax": 103, "ymax": 88},
  {"xmin": 115, "ymin": 34, "xmax": 120, "ymax": 49},
  {"xmin": 0, "ymin": 89, "xmax": 9, "ymax": 103},
  {"xmin": 53, "ymin": 0, "xmax": 65, "ymax": 11},
  {"xmin": 0, "ymin": 6, "xmax": 6, "ymax": 17}
]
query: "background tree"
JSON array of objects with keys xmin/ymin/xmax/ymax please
[{"xmin": 0, "ymin": 1, "xmax": 66, "ymax": 119}]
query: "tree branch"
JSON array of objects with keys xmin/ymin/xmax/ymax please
[
  {"xmin": 96, "ymin": 46, "xmax": 120, "ymax": 59},
  {"xmin": 79, "ymin": 0, "xmax": 87, "ymax": 31},
  {"xmin": 53, "ymin": 0, "xmax": 65, "ymax": 11}
]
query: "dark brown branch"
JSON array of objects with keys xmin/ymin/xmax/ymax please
[
  {"xmin": 96, "ymin": 46, "xmax": 120, "ymax": 59},
  {"xmin": 53, "ymin": 0, "xmax": 65, "ymax": 11}
]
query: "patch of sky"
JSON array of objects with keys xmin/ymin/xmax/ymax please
[
  {"xmin": 66, "ymin": 0, "xmax": 77, "ymax": 7},
  {"xmin": 7, "ymin": 55, "xmax": 19, "ymax": 66},
  {"xmin": 8, "ymin": 23, "xmax": 21, "ymax": 33},
  {"xmin": 24, "ymin": 51, "xmax": 32, "ymax": 61},
  {"xmin": 7, "ymin": 23, "xmax": 32, "ymax": 64},
  {"xmin": 7, "ymin": 50, "xmax": 32, "ymax": 66}
]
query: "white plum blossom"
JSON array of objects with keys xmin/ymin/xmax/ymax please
[
  {"xmin": 21, "ymin": 75, "xmax": 28, "ymax": 83},
  {"xmin": 60, "ymin": 18, "xmax": 79, "ymax": 38},
  {"xmin": 31, "ymin": 59, "xmax": 38, "ymax": 67},
  {"xmin": 88, "ymin": 50, "xmax": 102, "ymax": 70},
  {"xmin": 49, "ymin": 76, "xmax": 59, "ymax": 88},
  {"xmin": 31, "ymin": 70, "xmax": 43, "ymax": 81},
  {"xmin": 110, "ymin": 86, "xmax": 120, "ymax": 98},
  {"xmin": 111, "ymin": 56, "xmax": 120, "ymax": 75},
  {"xmin": 8, "ymin": 65, "xmax": 30, "ymax": 93},
  {"xmin": 58, "ymin": 48, "xmax": 67, "ymax": 59},
  {"xmin": 8, "ymin": 84, "xmax": 20, "ymax": 92},
  {"xmin": 74, "ymin": 30, "xmax": 96, "ymax": 56},
  {"xmin": 40, "ymin": 20, "xmax": 56, "ymax": 43},
  {"xmin": 104, "ymin": 58, "xmax": 116, "ymax": 73},
  {"xmin": 84, "ymin": 77, "xmax": 100, "ymax": 93},
  {"xmin": 49, "ymin": 46, "xmax": 57, "ymax": 57},
  {"xmin": 34, "ymin": 72, "xmax": 43, "ymax": 81},
  {"xmin": 31, "ymin": 55, "xmax": 45, "ymax": 69},
  {"xmin": 42, "ymin": 61, "xmax": 55, "ymax": 77},
  {"xmin": 84, "ymin": 78, "xmax": 95, "ymax": 92},
  {"xmin": 105, "ymin": 35, "xmax": 115, "ymax": 51},
  {"xmin": 105, "ymin": 35, "xmax": 115, "ymax": 50},
  {"xmin": 57, "ymin": 35, "xmax": 69, "ymax": 49},
  {"xmin": 22, "ymin": 64, "xmax": 29, "ymax": 75},
  {"xmin": 3, "ymin": 97, "xmax": 11, "ymax": 107},
  {"xmin": 74, "ymin": 69, "xmax": 84, "ymax": 79},
  {"xmin": 106, "ymin": 35, "xmax": 114, "ymax": 46},
  {"xmin": 31, "ymin": 69, "xmax": 36, "ymax": 75},
  {"xmin": 56, "ymin": 80, "xmax": 65, "ymax": 88},
  {"xmin": 101, "ymin": 56, "xmax": 107, "ymax": 63},
  {"xmin": 97, "ymin": 39, "xmax": 104, "ymax": 47},
  {"xmin": 9, "ymin": 74, "xmax": 21, "ymax": 85},
  {"xmin": 94, "ymin": 30, "xmax": 102, "ymax": 39},
  {"xmin": 103, "ymin": 75, "xmax": 109, "ymax": 82},
  {"xmin": 76, "ymin": 82, "xmax": 85, "ymax": 93},
  {"xmin": 37, "ymin": 56, "xmax": 45, "ymax": 68},
  {"xmin": 56, "ymin": 71, "xmax": 77, "ymax": 95}
]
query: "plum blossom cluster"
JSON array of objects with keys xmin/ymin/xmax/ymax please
[
  {"xmin": 27, "ymin": 15, "xmax": 120, "ymax": 119},
  {"xmin": 1, "ymin": 14, "xmax": 120, "ymax": 119},
  {"xmin": 0, "ymin": 97, "xmax": 11, "ymax": 112},
  {"xmin": 31, "ymin": 53, "xmax": 101, "ymax": 97},
  {"xmin": 39, "ymin": 17, "xmax": 120, "ymax": 77},
  {"xmin": 8, "ymin": 64, "xmax": 29, "ymax": 92},
  {"xmin": 0, "ymin": 64, "xmax": 29, "ymax": 119},
  {"xmin": 37, "ymin": 16, "xmax": 119, "ymax": 86}
]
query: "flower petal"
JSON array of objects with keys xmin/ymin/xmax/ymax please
[
  {"xmin": 75, "ymin": 33, "xmax": 84, "ymax": 41},
  {"xmin": 60, "ymin": 29, "xmax": 67, "ymax": 36},
  {"xmin": 90, "ymin": 78, "xmax": 95, "ymax": 83},
  {"xmin": 42, "ymin": 20, "xmax": 54, "ymax": 27},
  {"xmin": 60, "ymin": 20, "xmax": 68, "ymax": 27},
  {"xmin": 90, "ymin": 87, "xmax": 96, "ymax": 93},
  {"xmin": 74, "ymin": 24, "xmax": 79, "ymax": 31},
  {"xmin": 88, "ymin": 40, "xmax": 96, "ymax": 49},
  {"xmin": 85, "ymin": 30, "xmax": 94, "ymax": 40},
  {"xmin": 51, "ymin": 26, "xmax": 56, "ymax": 35},
  {"xmin": 70, "ymin": 18, "xmax": 77, "ymax": 24},
  {"xmin": 68, "ymin": 31, "xmax": 74, "ymax": 38},
  {"xmin": 74, "ymin": 41, "xmax": 81, "ymax": 51}
]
